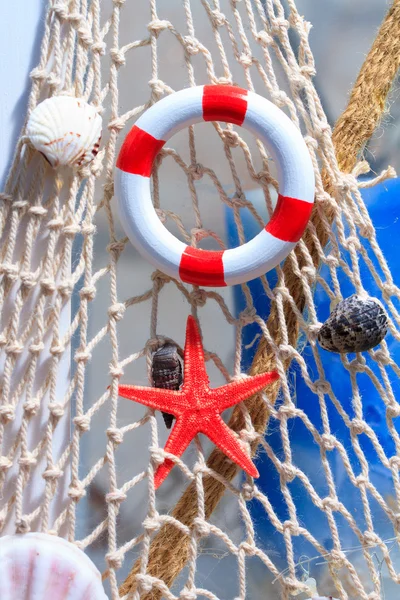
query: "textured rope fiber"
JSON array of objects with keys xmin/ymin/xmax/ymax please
[
  {"xmin": 1, "ymin": 1, "xmax": 400, "ymax": 599},
  {"xmin": 120, "ymin": 1, "xmax": 400, "ymax": 597}
]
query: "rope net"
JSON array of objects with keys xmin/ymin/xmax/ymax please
[{"xmin": 1, "ymin": 0, "xmax": 400, "ymax": 599}]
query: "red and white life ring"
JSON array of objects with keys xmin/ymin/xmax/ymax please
[{"xmin": 115, "ymin": 85, "xmax": 315, "ymax": 287}]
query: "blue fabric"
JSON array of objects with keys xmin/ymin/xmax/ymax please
[{"xmin": 225, "ymin": 178, "xmax": 400, "ymax": 561}]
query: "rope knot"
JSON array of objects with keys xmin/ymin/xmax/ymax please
[
  {"xmin": 109, "ymin": 362, "xmax": 124, "ymax": 378},
  {"xmin": 107, "ymin": 240, "xmax": 125, "ymax": 255},
  {"xmin": 107, "ymin": 427, "xmax": 124, "ymax": 445},
  {"xmin": 28, "ymin": 205, "xmax": 47, "ymax": 217},
  {"xmin": 382, "ymin": 281, "xmax": 396, "ymax": 298},
  {"xmin": 43, "ymin": 467, "xmax": 62, "ymax": 480},
  {"xmin": 239, "ymin": 541, "xmax": 256, "ymax": 556},
  {"xmin": 23, "ymin": 400, "xmax": 39, "ymax": 415},
  {"xmin": 239, "ymin": 307, "xmax": 257, "ymax": 326},
  {"xmin": 51, "ymin": 2, "xmax": 69, "ymax": 20},
  {"xmin": 343, "ymin": 235, "xmax": 361, "ymax": 252},
  {"xmin": 147, "ymin": 19, "xmax": 170, "ymax": 35},
  {"xmin": 271, "ymin": 90, "xmax": 287, "ymax": 106},
  {"xmin": 211, "ymin": 10, "xmax": 226, "ymax": 28},
  {"xmin": 282, "ymin": 520, "xmax": 298, "ymax": 535},
  {"xmin": 110, "ymin": 47, "xmax": 126, "ymax": 67},
  {"xmin": 91, "ymin": 41, "xmax": 106, "ymax": 55},
  {"xmin": 50, "ymin": 344, "xmax": 65, "ymax": 356},
  {"xmin": 301, "ymin": 264, "xmax": 316, "ymax": 282},
  {"xmin": 355, "ymin": 474, "xmax": 368, "ymax": 488},
  {"xmin": 358, "ymin": 221, "xmax": 374, "ymax": 238},
  {"xmin": 108, "ymin": 117, "xmax": 125, "ymax": 132},
  {"xmin": 20, "ymin": 271, "xmax": 37, "ymax": 289},
  {"xmin": 188, "ymin": 163, "xmax": 204, "ymax": 180},
  {"xmin": 30, "ymin": 67, "xmax": 48, "ymax": 82},
  {"xmin": 321, "ymin": 496, "xmax": 339, "ymax": 511},
  {"xmin": 222, "ymin": 129, "xmax": 240, "ymax": 148},
  {"xmin": 68, "ymin": 483, "xmax": 86, "ymax": 501},
  {"xmin": 329, "ymin": 549, "xmax": 347, "ymax": 570},
  {"xmin": 0, "ymin": 456, "xmax": 12, "ymax": 471},
  {"xmin": 190, "ymin": 289, "xmax": 207, "ymax": 307},
  {"xmin": 270, "ymin": 17, "xmax": 289, "ymax": 37},
  {"xmin": 278, "ymin": 344, "xmax": 295, "ymax": 361},
  {"xmin": 312, "ymin": 378, "xmax": 331, "ymax": 395},
  {"xmin": 74, "ymin": 348, "xmax": 91, "ymax": 363},
  {"xmin": 19, "ymin": 452, "xmax": 37, "ymax": 468},
  {"xmin": 148, "ymin": 78, "xmax": 166, "ymax": 99},
  {"xmin": 29, "ymin": 341, "xmax": 45, "ymax": 354},
  {"xmin": 179, "ymin": 588, "xmax": 197, "ymax": 600},
  {"xmin": 108, "ymin": 302, "xmax": 126, "ymax": 321},
  {"xmin": 81, "ymin": 223, "xmax": 97, "ymax": 236},
  {"xmin": 183, "ymin": 36, "xmax": 201, "ymax": 55},
  {"xmin": 389, "ymin": 455, "xmax": 400, "ymax": 470},
  {"xmin": 193, "ymin": 517, "xmax": 211, "ymax": 538},
  {"xmin": 150, "ymin": 446, "xmax": 165, "ymax": 466},
  {"xmin": 0, "ymin": 404, "xmax": 15, "ymax": 423},
  {"xmin": 239, "ymin": 52, "xmax": 253, "ymax": 67},
  {"xmin": 49, "ymin": 403, "xmax": 65, "ymax": 419},
  {"xmin": 143, "ymin": 516, "xmax": 160, "ymax": 532},
  {"xmin": 16, "ymin": 518, "xmax": 30, "ymax": 534},
  {"xmin": 307, "ymin": 322, "xmax": 323, "ymax": 341},
  {"xmin": 239, "ymin": 428, "xmax": 259, "ymax": 444},
  {"xmin": 135, "ymin": 574, "xmax": 154, "ymax": 594},
  {"xmin": 6, "ymin": 341, "xmax": 24, "ymax": 356},
  {"xmin": 40, "ymin": 278, "xmax": 56, "ymax": 294},
  {"xmin": 350, "ymin": 418, "xmax": 366, "ymax": 436},
  {"xmin": 372, "ymin": 349, "xmax": 391, "ymax": 366},
  {"xmin": 321, "ymin": 433, "xmax": 336, "ymax": 452},
  {"xmin": 241, "ymin": 482, "xmax": 255, "ymax": 501},
  {"xmin": 80, "ymin": 284, "xmax": 96, "ymax": 301},
  {"xmin": 106, "ymin": 551, "xmax": 123, "ymax": 570},
  {"xmin": 280, "ymin": 462, "xmax": 297, "ymax": 483},
  {"xmin": 151, "ymin": 270, "xmax": 171, "ymax": 284},
  {"xmin": 74, "ymin": 414, "xmax": 91, "ymax": 432},
  {"xmin": 257, "ymin": 30, "xmax": 273, "ymax": 45},
  {"xmin": 363, "ymin": 531, "xmax": 381, "ymax": 547},
  {"xmin": 106, "ymin": 489, "xmax": 127, "ymax": 504},
  {"xmin": 57, "ymin": 279, "xmax": 74, "ymax": 298}
]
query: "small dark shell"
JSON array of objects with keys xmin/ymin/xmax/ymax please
[
  {"xmin": 318, "ymin": 294, "xmax": 388, "ymax": 354},
  {"xmin": 151, "ymin": 343, "xmax": 183, "ymax": 428}
]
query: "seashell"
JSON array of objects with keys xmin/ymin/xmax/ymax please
[
  {"xmin": 151, "ymin": 343, "xmax": 184, "ymax": 428},
  {"xmin": 0, "ymin": 532, "xmax": 107, "ymax": 599},
  {"xmin": 318, "ymin": 294, "xmax": 388, "ymax": 354},
  {"xmin": 26, "ymin": 96, "xmax": 102, "ymax": 168}
]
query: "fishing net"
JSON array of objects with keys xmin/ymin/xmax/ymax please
[{"xmin": 1, "ymin": 0, "xmax": 400, "ymax": 599}]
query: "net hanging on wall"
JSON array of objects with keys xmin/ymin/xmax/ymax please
[{"xmin": 1, "ymin": 0, "xmax": 400, "ymax": 599}]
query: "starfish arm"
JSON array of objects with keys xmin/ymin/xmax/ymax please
[
  {"xmin": 154, "ymin": 416, "xmax": 197, "ymax": 488},
  {"xmin": 181, "ymin": 316, "xmax": 209, "ymax": 388},
  {"xmin": 118, "ymin": 385, "xmax": 184, "ymax": 416},
  {"xmin": 212, "ymin": 371, "xmax": 279, "ymax": 412},
  {"xmin": 202, "ymin": 415, "xmax": 259, "ymax": 478}
]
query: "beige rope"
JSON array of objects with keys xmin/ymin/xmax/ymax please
[{"xmin": 120, "ymin": 1, "xmax": 400, "ymax": 597}]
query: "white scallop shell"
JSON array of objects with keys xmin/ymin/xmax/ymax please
[
  {"xmin": 26, "ymin": 96, "xmax": 102, "ymax": 168},
  {"xmin": 0, "ymin": 532, "xmax": 108, "ymax": 599}
]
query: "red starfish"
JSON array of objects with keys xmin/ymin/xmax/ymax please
[{"xmin": 118, "ymin": 316, "xmax": 279, "ymax": 488}]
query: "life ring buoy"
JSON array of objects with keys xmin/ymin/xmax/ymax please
[{"xmin": 115, "ymin": 85, "xmax": 315, "ymax": 287}]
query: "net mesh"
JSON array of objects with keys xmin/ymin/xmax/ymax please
[{"xmin": 1, "ymin": 0, "xmax": 400, "ymax": 599}]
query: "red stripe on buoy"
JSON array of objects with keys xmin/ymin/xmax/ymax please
[
  {"xmin": 203, "ymin": 85, "xmax": 248, "ymax": 126},
  {"xmin": 179, "ymin": 247, "xmax": 226, "ymax": 286},
  {"xmin": 116, "ymin": 125, "xmax": 165, "ymax": 177},
  {"xmin": 266, "ymin": 194, "xmax": 313, "ymax": 243}
]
